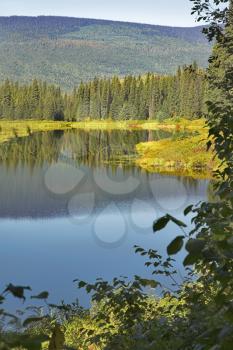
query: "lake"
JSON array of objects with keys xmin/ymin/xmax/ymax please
[{"xmin": 0, "ymin": 129, "xmax": 208, "ymax": 309}]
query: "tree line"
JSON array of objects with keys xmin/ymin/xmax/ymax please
[{"xmin": 0, "ymin": 63, "xmax": 207, "ymax": 121}]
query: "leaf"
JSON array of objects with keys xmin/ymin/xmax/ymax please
[
  {"xmin": 153, "ymin": 214, "xmax": 187, "ymax": 233},
  {"xmin": 3, "ymin": 284, "xmax": 31, "ymax": 301},
  {"xmin": 31, "ymin": 291, "xmax": 49, "ymax": 300},
  {"xmin": 153, "ymin": 215, "xmax": 170, "ymax": 232},
  {"xmin": 168, "ymin": 215, "xmax": 187, "ymax": 228},
  {"xmin": 184, "ymin": 205, "xmax": 193, "ymax": 216},
  {"xmin": 135, "ymin": 247, "xmax": 145, "ymax": 253},
  {"xmin": 185, "ymin": 239, "xmax": 205, "ymax": 254},
  {"xmin": 136, "ymin": 278, "xmax": 160, "ymax": 289},
  {"xmin": 78, "ymin": 281, "xmax": 87, "ymax": 288},
  {"xmin": 86, "ymin": 285, "xmax": 93, "ymax": 293},
  {"xmin": 183, "ymin": 253, "xmax": 199, "ymax": 267},
  {"xmin": 183, "ymin": 239, "xmax": 205, "ymax": 266},
  {"xmin": 167, "ymin": 236, "xmax": 184, "ymax": 255}
]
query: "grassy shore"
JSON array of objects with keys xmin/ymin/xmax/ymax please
[
  {"xmin": 70, "ymin": 118, "xmax": 205, "ymax": 131},
  {"xmin": 0, "ymin": 118, "xmax": 216, "ymax": 178},
  {"xmin": 0, "ymin": 119, "xmax": 164, "ymax": 144},
  {"xmin": 0, "ymin": 118, "xmax": 205, "ymax": 143},
  {"xmin": 136, "ymin": 130, "xmax": 217, "ymax": 179},
  {"xmin": 0, "ymin": 120, "xmax": 73, "ymax": 144},
  {"xmin": 72, "ymin": 118, "xmax": 218, "ymax": 178}
]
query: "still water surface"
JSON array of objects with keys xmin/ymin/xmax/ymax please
[{"xmin": 0, "ymin": 129, "xmax": 208, "ymax": 307}]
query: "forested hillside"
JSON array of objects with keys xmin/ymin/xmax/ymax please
[
  {"xmin": 0, "ymin": 64, "xmax": 206, "ymax": 121},
  {"xmin": 0, "ymin": 16, "xmax": 211, "ymax": 89}
]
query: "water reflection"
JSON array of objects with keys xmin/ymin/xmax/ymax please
[
  {"xmin": 0, "ymin": 129, "xmax": 171, "ymax": 167},
  {"xmin": 0, "ymin": 130, "xmax": 205, "ymax": 219},
  {"xmin": 0, "ymin": 130, "xmax": 209, "ymax": 307}
]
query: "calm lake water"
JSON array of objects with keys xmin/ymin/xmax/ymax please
[{"xmin": 0, "ymin": 129, "xmax": 208, "ymax": 308}]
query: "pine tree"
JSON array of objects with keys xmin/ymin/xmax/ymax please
[{"xmin": 0, "ymin": 66, "xmax": 207, "ymax": 121}]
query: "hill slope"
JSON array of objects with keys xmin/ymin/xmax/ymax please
[{"xmin": 0, "ymin": 16, "xmax": 211, "ymax": 89}]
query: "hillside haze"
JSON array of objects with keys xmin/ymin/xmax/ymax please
[{"xmin": 0, "ymin": 16, "xmax": 211, "ymax": 89}]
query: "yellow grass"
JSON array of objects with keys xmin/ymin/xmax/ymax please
[
  {"xmin": 0, "ymin": 118, "xmax": 215, "ymax": 179},
  {"xmin": 0, "ymin": 118, "xmax": 205, "ymax": 144},
  {"xmin": 136, "ymin": 130, "xmax": 218, "ymax": 179},
  {"xmin": 0, "ymin": 120, "xmax": 72, "ymax": 144}
]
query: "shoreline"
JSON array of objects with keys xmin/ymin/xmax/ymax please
[
  {"xmin": 0, "ymin": 118, "xmax": 205, "ymax": 142},
  {"xmin": 0, "ymin": 118, "xmax": 216, "ymax": 179},
  {"xmin": 136, "ymin": 131, "xmax": 217, "ymax": 179}
]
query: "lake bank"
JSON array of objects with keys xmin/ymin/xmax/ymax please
[
  {"xmin": 0, "ymin": 118, "xmax": 215, "ymax": 179},
  {"xmin": 136, "ymin": 131, "xmax": 217, "ymax": 179},
  {"xmin": 0, "ymin": 118, "xmax": 205, "ymax": 143},
  {"xmin": 0, "ymin": 120, "xmax": 71, "ymax": 144}
]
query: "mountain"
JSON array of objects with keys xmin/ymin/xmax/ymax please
[{"xmin": 0, "ymin": 16, "xmax": 211, "ymax": 89}]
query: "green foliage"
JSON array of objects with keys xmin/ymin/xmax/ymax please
[
  {"xmin": 0, "ymin": 65, "xmax": 207, "ymax": 121},
  {"xmin": 0, "ymin": 80, "xmax": 65, "ymax": 121},
  {"xmin": 190, "ymin": 0, "xmax": 229, "ymax": 40},
  {"xmin": 156, "ymin": 110, "xmax": 168, "ymax": 121},
  {"xmin": 153, "ymin": 214, "xmax": 187, "ymax": 232},
  {"xmin": 167, "ymin": 236, "xmax": 185, "ymax": 255},
  {"xmin": 3, "ymin": 284, "xmax": 31, "ymax": 301}
]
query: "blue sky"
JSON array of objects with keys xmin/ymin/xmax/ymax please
[{"xmin": 0, "ymin": 0, "xmax": 198, "ymax": 27}]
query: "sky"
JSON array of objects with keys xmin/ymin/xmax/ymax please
[{"xmin": 0, "ymin": 0, "xmax": 198, "ymax": 27}]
